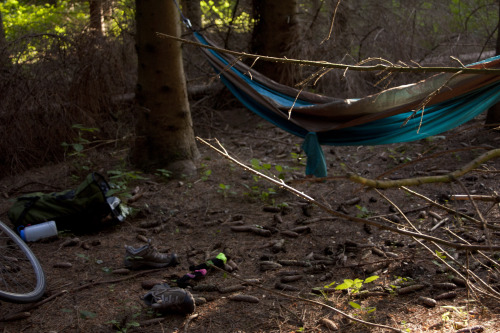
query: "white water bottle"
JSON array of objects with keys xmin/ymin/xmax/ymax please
[{"xmin": 20, "ymin": 221, "xmax": 58, "ymax": 242}]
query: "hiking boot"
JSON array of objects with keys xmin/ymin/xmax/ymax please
[
  {"xmin": 143, "ymin": 283, "xmax": 195, "ymax": 314},
  {"xmin": 124, "ymin": 243, "xmax": 179, "ymax": 270}
]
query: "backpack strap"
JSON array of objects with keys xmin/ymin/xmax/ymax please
[{"xmin": 15, "ymin": 196, "xmax": 41, "ymax": 227}]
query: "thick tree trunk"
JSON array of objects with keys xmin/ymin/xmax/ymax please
[
  {"xmin": 132, "ymin": 0, "xmax": 199, "ymax": 176},
  {"xmin": 485, "ymin": 0, "xmax": 500, "ymax": 127},
  {"xmin": 251, "ymin": 0, "xmax": 300, "ymax": 85}
]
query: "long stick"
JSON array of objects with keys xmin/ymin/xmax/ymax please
[{"xmin": 157, "ymin": 33, "xmax": 500, "ymax": 75}]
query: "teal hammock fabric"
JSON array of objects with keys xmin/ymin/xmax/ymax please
[{"xmin": 193, "ymin": 32, "xmax": 500, "ymax": 177}]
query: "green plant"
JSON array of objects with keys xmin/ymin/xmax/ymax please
[
  {"xmin": 107, "ymin": 318, "xmax": 140, "ymax": 333},
  {"xmin": 312, "ymin": 281, "xmax": 337, "ymax": 301},
  {"xmin": 106, "ymin": 306, "xmax": 142, "ymax": 332},
  {"xmin": 348, "ymin": 300, "xmax": 377, "ymax": 316},
  {"xmin": 155, "ymin": 168, "xmax": 172, "ymax": 181},
  {"xmin": 201, "ymin": 169, "xmax": 212, "ymax": 181},
  {"xmin": 217, "ymin": 183, "xmax": 235, "ymax": 197},
  {"xmin": 290, "ymin": 151, "xmax": 306, "ymax": 166},
  {"xmin": 62, "ymin": 124, "xmax": 100, "ymax": 158},
  {"xmin": 355, "ymin": 205, "xmax": 372, "ymax": 218},
  {"xmin": 335, "ymin": 275, "xmax": 379, "ymax": 295},
  {"xmin": 79, "ymin": 310, "xmax": 97, "ymax": 320},
  {"xmin": 250, "ymin": 158, "xmax": 298, "ymax": 180},
  {"xmin": 107, "ymin": 170, "xmax": 148, "ymax": 198}
]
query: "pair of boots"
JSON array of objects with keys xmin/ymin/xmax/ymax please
[{"xmin": 124, "ymin": 243, "xmax": 195, "ymax": 314}]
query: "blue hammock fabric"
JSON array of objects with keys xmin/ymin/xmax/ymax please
[{"xmin": 193, "ymin": 32, "xmax": 500, "ymax": 177}]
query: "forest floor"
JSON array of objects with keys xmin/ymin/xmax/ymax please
[{"xmin": 0, "ymin": 106, "xmax": 499, "ymax": 333}]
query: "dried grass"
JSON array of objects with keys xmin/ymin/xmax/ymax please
[{"xmin": 0, "ymin": 31, "xmax": 136, "ymax": 177}]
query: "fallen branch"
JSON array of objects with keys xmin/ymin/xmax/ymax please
[
  {"xmin": 197, "ymin": 137, "xmax": 500, "ymax": 251},
  {"xmin": 450, "ymin": 194, "xmax": 500, "ymax": 202},
  {"xmin": 345, "ymin": 148, "xmax": 500, "ymax": 189}
]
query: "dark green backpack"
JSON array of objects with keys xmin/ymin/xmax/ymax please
[{"xmin": 8, "ymin": 172, "xmax": 122, "ymax": 233}]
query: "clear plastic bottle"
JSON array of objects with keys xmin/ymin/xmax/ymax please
[{"xmin": 20, "ymin": 221, "xmax": 58, "ymax": 242}]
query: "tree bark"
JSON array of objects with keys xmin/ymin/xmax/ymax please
[
  {"xmin": 132, "ymin": 0, "xmax": 199, "ymax": 177},
  {"xmin": 0, "ymin": 10, "xmax": 8, "ymax": 67},
  {"xmin": 89, "ymin": 0, "xmax": 103, "ymax": 37},
  {"xmin": 485, "ymin": 0, "xmax": 500, "ymax": 127},
  {"xmin": 181, "ymin": 0, "xmax": 202, "ymax": 31},
  {"xmin": 250, "ymin": 0, "xmax": 300, "ymax": 85}
]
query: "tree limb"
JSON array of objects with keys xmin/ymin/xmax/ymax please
[{"xmin": 157, "ymin": 32, "xmax": 500, "ymax": 75}]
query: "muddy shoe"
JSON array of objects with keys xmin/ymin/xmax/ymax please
[
  {"xmin": 124, "ymin": 243, "xmax": 179, "ymax": 270},
  {"xmin": 143, "ymin": 283, "xmax": 195, "ymax": 314}
]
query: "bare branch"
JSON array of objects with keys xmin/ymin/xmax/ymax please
[{"xmin": 156, "ymin": 33, "xmax": 500, "ymax": 75}]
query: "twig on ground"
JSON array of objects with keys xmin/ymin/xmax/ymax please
[
  {"xmin": 0, "ymin": 269, "xmax": 163, "ymax": 322},
  {"xmin": 402, "ymin": 186, "xmax": 500, "ymax": 231},
  {"xmin": 210, "ymin": 265, "xmax": 405, "ymax": 333},
  {"xmin": 197, "ymin": 137, "xmax": 500, "ymax": 251},
  {"xmin": 375, "ymin": 189, "xmax": 500, "ymax": 302}
]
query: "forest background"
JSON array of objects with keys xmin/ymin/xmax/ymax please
[
  {"xmin": 0, "ymin": 1, "xmax": 500, "ymax": 333},
  {"xmin": 0, "ymin": 0, "xmax": 499, "ymax": 177}
]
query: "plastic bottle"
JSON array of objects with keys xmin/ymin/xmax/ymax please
[{"xmin": 20, "ymin": 221, "xmax": 58, "ymax": 242}]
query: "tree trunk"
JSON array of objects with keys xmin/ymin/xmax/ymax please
[
  {"xmin": 0, "ymin": 10, "xmax": 8, "ymax": 67},
  {"xmin": 89, "ymin": 0, "xmax": 103, "ymax": 37},
  {"xmin": 485, "ymin": 0, "xmax": 500, "ymax": 127},
  {"xmin": 181, "ymin": 0, "xmax": 202, "ymax": 31},
  {"xmin": 250, "ymin": 0, "xmax": 300, "ymax": 85},
  {"xmin": 132, "ymin": 0, "xmax": 199, "ymax": 177}
]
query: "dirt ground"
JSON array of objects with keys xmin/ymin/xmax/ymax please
[{"xmin": 0, "ymin": 107, "xmax": 499, "ymax": 333}]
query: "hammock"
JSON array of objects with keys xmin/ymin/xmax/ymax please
[{"xmin": 193, "ymin": 32, "xmax": 500, "ymax": 177}]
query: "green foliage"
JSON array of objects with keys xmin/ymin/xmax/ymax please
[
  {"xmin": 250, "ymin": 158, "xmax": 298, "ymax": 180},
  {"xmin": 200, "ymin": 0, "xmax": 253, "ymax": 32},
  {"xmin": 0, "ymin": 0, "xmax": 88, "ymax": 41},
  {"xmin": 107, "ymin": 318, "xmax": 140, "ymax": 333},
  {"xmin": 155, "ymin": 168, "xmax": 172, "ymax": 181},
  {"xmin": 107, "ymin": 169, "xmax": 148, "ymax": 198},
  {"xmin": 355, "ymin": 205, "xmax": 372, "ymax": 218},
  {"xmin": 217, "ymin": 183, "xmax": 235, "ymax": 197},
  {"xmin": 62, "ymin": 124, "xmax": 100, "ymax": 158},
  {"xmin": 449, "ymin": 0, "xmax": 497, "ymax": 36},
  {"xmin": 79, "ymin": 310, "xmax": 97, "ymax": 319},
  {"xmin": 335, "ymin": 275, "xmax": 379, "ymax": 294}
]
